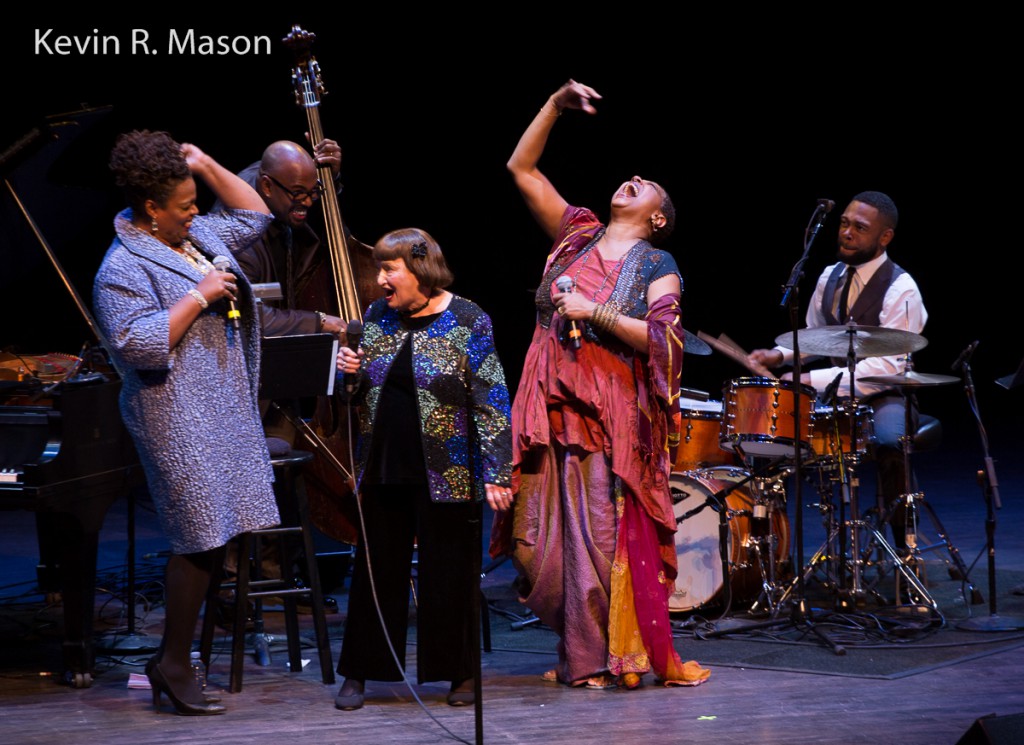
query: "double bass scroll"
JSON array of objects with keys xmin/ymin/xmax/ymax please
[{"xmin": 283, "ymin": 25, "xmax": 377, "ymax": 325}]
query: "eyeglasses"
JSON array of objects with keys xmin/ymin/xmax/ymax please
[{"xmin": 261, "ymin": 172, "xmax": 325, "ymax": 202}]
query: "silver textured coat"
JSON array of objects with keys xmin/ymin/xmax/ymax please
[{"xmin": 93, "ymin": 208, "xmax": 279, "ymax": 554}]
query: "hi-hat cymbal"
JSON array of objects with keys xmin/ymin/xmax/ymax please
[
  {"xmin": 860, "ymin": 371, "xmax": 960, "ymax": 387},
  {"xmin": 684, "ymin": 329, "xmax": 712, "ymax": 356},
  {"xmin": 775, "ymin": 325, "xmax": 928, "ymax": 358}
]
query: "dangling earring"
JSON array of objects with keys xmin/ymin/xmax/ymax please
[{"xmin": 151, "ymin": 217, "xmax": 159, "ymax": 234}]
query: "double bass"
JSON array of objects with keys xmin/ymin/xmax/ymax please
[{"xmin": 280, "ymin": 26, "xmax": 380, "ymax": 545}]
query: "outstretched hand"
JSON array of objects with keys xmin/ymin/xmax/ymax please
[{"xmin": 551, "ymin": 79, "xmax": 602, "ymax": 114}]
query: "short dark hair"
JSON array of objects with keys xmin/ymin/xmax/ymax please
[
  {"xmin": 373, "ymin": 228, "xmax": 454, "ymax": 291},
  {"xmin": 109, "ymin": 130, "xmax": 190, "ymax": 215},
  {"xmin": 851, "ymin": 190, "xmax": 898, "ymax": 230},
  {"xmin": 652, "ymin": 184, "xmax": 676, "ymax": 246}
]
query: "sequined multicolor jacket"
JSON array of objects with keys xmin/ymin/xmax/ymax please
[{"xmin": 354, "ymin": 294, "xmax": 513, "ymax": 502}]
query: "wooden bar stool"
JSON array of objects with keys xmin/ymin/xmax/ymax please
[{"xmin": 200, "ymin": 449, "xmax": 336, "ymax": 692}]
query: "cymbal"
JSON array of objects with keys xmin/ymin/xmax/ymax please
[
  {"xmin": 860, "ymin": 371, "xmax": 960, "ymax": 387},
  {"xmin": 684, "ymin": 329, "xmax": 712, "ymax": 355},
  {"xmin": 775, "ymin": 325, "xmax": 928, "ymax": 358}
]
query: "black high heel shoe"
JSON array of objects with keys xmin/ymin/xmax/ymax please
[
  {"xmin": 144, "ymin": 655, "xmax": 221, "ymax": 703},
  {"xmin": 147, "ymin": 662, "xmax": 226, "ymax": 716}
]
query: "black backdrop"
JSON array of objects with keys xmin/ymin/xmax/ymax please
[{"xmin": 1, "ymin": 15, "xmax": 1019, "ymax": 467}]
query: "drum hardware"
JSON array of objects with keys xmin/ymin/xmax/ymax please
[
  {"xmin": 778, "ymin": 324, "xmax": 937, "ymax": 611},
  {"xmin": 858, "ymin": 364, "xmax": 979, "ymax": 608},
  {"xmin": 670, "ymin": 461, "xmax": 791, "ymax": 616}
]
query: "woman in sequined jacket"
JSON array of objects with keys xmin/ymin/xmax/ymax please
[{"xmin": 332, "ymin": 227, "xmax": 512, "ymax": 710}]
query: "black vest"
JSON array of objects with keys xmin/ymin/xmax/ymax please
[{"xmin": 821, "ymin": 257, "xmax": 906, "ymax": 327}]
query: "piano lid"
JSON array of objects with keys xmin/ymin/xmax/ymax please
[{"xmin": 2, "ymin": 106, "xmax": 116, "ymax": 356}]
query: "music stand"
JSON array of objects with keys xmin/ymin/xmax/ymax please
[
  {"xmin": 996, "ymin": 354, "xmax": 1024, "ymax": 390},
  {"xmin": 259, "ymin": 333, "xmax": 338, "ymax": 399}
]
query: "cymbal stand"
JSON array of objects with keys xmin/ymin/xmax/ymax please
[
  {"xmin": 852, "ymin": 352, "xmax": 937, "ymax": 609},
  {"xmin": 862, "ymin": 380, "xmax": 978, "ymax": 607}
]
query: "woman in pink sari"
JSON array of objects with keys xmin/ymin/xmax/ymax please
[{"xmin": 490, "ymin": 80, "xmax": 710, "ymax": 689}]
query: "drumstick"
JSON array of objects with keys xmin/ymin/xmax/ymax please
[
  {"xmin": 697, "ymin": 331, "xmax": 774, "ymax": 378},
  {"xmin": 717, "ymin": 332, "xmax": 745, "ymax": 355}
]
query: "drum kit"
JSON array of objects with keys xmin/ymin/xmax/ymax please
[{"xmin": 671, "ymin": 322, "xmax": 972, "ymax": 616}]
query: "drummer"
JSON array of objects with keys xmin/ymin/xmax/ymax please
[{"xmin": 747, "ymin": 191, "xmax": 928, "ymax": 553}]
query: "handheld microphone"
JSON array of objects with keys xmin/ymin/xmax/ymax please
[
  {"xmin": 343, "ymin": 320, "xmax": 363, "ymax": 395},
  {"xmin": 554, "ymin": 275, "xmax": 582, "ymax": 349},
  {"xmin": 211, "ymin": 255, "xmax": 241, "ymax": 331},
  {"xmin": 817, "ymin": 198, "xmax": 835, "ymax": 214},
  {"xmin": 951, "ymin": 339, "xmax": 980, "ymax": 373}
]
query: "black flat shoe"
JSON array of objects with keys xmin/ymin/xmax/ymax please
[
  {"xmin": 147, "ymin": 662, "xmax": 226, "ymax": 716},
  {"xmin": 334, "ymin": 678, "xmax": 364, "ymax": 711},
  {"xmin": 447, "ymin": 678, "xmax": 475, "ymax": 707}
]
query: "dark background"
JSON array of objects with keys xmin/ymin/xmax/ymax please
[{"xmin": 1, "ymin": 15, "xmax": 1019, "ymax": 469}]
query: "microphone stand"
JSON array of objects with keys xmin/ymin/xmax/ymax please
[
  {"xmin": 776, "ymin": 202, "xmax": 828, "ymax": 619},
  {"xmin": 956, "ymin": 356, "xmax": 1024, "ymax": 631},
  {"xmin": 769, "ymin": 202, "xmax": 845, "ymax": 655}
]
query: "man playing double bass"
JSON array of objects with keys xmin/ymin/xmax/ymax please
[
  {"xmin": 215, "ymin": 137, "xmax": 374, "ymax": 584},
  {"xmin": 230, "ymin": 137, "xmax": 372, "ymax": 337}
]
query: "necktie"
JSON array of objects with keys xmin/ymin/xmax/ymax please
[{"xmin": 838, "ymin": 267, "xmax": 860, "ymax": 321}]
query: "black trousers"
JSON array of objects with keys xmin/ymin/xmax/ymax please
[{"xmin": 337, "ymin": 483, "xmax": 480, "ymax": 684}]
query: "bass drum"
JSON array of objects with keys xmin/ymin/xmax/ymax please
[{"xmin": 668, "ymin": 467, "xmax": 790, "ymax": 613}]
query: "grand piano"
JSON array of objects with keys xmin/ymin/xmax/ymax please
[
  {"xmin": 1, "ymin": 112, "xmax": 142, "ymax": 688},
  {"xmin": 1, "ymin": 363, "xmax": 141, "ymax": 688}
]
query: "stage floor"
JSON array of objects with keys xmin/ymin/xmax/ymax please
[{"xmin": 2, "ymin": 431, "xmax": 1024, "ymax": 745}]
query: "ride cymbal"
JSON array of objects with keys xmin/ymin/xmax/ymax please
[
  {"xmin": 684, "ymin": 329, "xmax": 712, "ymax": 356},
  {"xmin": 775, "ymin": 325, "xmax": 927, "ymax": 358},
  {"xmin": 860, "ymin": 371, "xmax": 960, "ymax": 387}
]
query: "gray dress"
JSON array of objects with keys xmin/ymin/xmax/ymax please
[{"xmin": 93, "ymin": 208, "xmax": 279, "ymax": 554}]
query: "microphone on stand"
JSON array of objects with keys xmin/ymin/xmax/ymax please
[
  {"xmin": 211, "ymin": 255, "xmax": 241, "ymax": 331},
  {"xmin": 951, "ymin": 340, "xmax": 980, "ymax": 373},
  {"xmin": 822, "ymin": 372, "xmax": 843, "ymax": 405},
  {"xmin": 805, "ymin": 198, "xmax": 834, "ymax": 246},
  {"xmin": 554, "ymin": 275, "xmax": 582, "ymax": 349}
]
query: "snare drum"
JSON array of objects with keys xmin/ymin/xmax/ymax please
[
  {"xmin": 674, "ymin": 398, "xmax": 736, "ymax": 472},
  {"xmin": 721, "ymin": 376, "xmax": 816, "ymax": 458},
  {"xmin": 669, "ymin": 466, "xmax": 790, "ymax": 613},
  {"xmin": 809, "ymin": 404, "xmax": 874, "ymax": 462}
]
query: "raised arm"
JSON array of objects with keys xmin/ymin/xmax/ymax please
[
  {"xmin": 507, "ymin": 80, "xmax": 602, "ymax": 240},
  {"xmin": 181, "ymin": 143, "xmax": 270, "ymax": 215}
]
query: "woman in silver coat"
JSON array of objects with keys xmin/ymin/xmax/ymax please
[{"xmin": 93, "ymin": 130, "xmax": 278, "ymax": 715}]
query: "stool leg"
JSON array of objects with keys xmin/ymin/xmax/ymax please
[
  {"xmin": 230, "ymin": 533, "xmax": 251, "ymax": 693},
  {"xmin": 277, "ymin": 530, "xmax": 302, "ymax": 673},
  {"xmin": 294, "ymin": 478, "xmax": 335, "ymax": 685}
]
